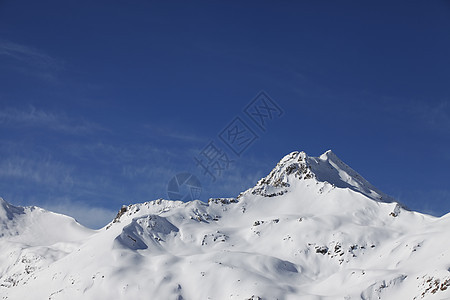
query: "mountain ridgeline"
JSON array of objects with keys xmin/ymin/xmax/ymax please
[{"xmin": 0, "ymin": 150, "xmax": 449, "ymax": 300}]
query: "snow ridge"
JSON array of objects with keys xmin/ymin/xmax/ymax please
[{"xmin": 310, "ymin": 150, "xmax": 394, "ymax": 202}]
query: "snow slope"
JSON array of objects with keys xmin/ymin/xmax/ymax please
[{"xmin": 1, "ymin": 150, "xmax": 449, "ymax": 300}]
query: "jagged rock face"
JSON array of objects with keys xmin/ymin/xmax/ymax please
[
  {"xmin": 0, "ymin": 150, "xmax": 449, "ymax": 300},
  {"xmin": 250, "ymin": 151, "xmax": 314, "ymax": 197},
  {"xmin": 0, "ymin": 197, "xmax": 24, "ymax": 222}
]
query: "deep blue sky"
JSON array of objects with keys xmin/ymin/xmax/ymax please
[{"xmin": 1, "ymin": 1, "xmax": 449, "ymax": 228}]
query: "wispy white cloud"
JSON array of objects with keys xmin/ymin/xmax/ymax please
[
  {"xmin": 0, "ymin": 39, "xmax": 64, "ymax": 81},
  {"xmin": 0, "ymin": 137, "xmax": 196, "ymax": 207},
  {"xmin": 0, "ymin": 156, "xmax": 74, "ymax": 187},
  {"xmin": 0, "ymin": 39, "xmax": 60, "ymax": 68},
  {"xmin": 142, "ymin": 123, "xmax": 207, "ymax": 143},
  {"xmin": 0, "ymin": 106, "xmax": 104, "ymax": 134}
]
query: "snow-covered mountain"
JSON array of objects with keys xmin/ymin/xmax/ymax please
[{"xmin": 1, "ymin": 150, "xmax": 449, "ymax": 300}]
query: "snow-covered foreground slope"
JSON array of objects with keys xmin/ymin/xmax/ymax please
[{"xmin": 1, "ymin": 150, "xmax": 449, "ymax": 300}]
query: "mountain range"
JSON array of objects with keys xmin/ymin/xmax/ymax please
[{"xmin": 1, "ymin": 150, "xmax": 449, "ymax": 299}]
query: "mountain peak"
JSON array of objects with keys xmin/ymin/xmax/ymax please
[
  {"xmin": 319, "ymin": 149, "xmax": 336, "ymax": 160},
  {"xmin": 248, "ymin": 150, "xmax": 394, "ymax": 203},
  {"xmin": 247, "ymin": 151, "xmax": 313, "ymax": 197}
]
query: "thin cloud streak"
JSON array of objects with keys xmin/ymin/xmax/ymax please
[
  {"xmin": 0, "ymin": 156, "xmax": 74, "ymax": 187},
  {"xmin": 142, "ymin": 123, "xmax": 207, "ymax": 143},
  {"xmin": 0, "ymin": 106, "xmax": 105, "ymax": 135},
  {"xmin": 0, "ymin": 39, "xmax": 63, "ymax": 71}
]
